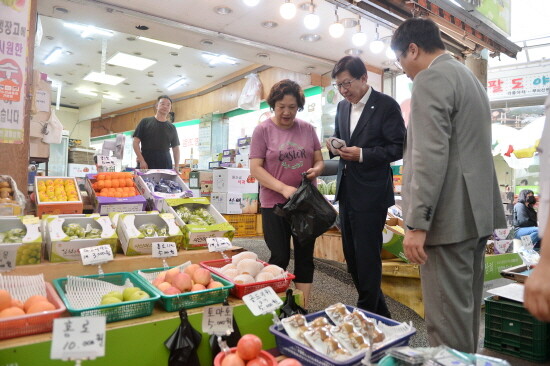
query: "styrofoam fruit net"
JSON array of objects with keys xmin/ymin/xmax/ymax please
[
  {"xmin": 64, "ymin": 275, "xmax": 136, "ymax": 310},
  {"xmin": 0, "ymin": 273, "xmax": 47, "ymax": 302},
  {"xmin": 137, "ymin": 260, "xmax": 192, "ymax": 283}
]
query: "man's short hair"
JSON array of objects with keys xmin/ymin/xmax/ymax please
[
  {"xmin": 331, "ymin": 56, "xmax": 367, "ymax": 80},
  {"xmin": 157, "ymin": 95, "xmax": 173, "ymax": 104},
  {"xmin": 390, "ymin": 17, "xmax": 446, "ymax": 55}
]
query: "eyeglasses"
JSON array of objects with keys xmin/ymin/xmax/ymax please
[
  {"xmin": 332, "ymin": 78, "xmax": 358, "ymax": 90},
  {"xmin": 394, "ymin": 48, "xmax": 408, "ymax": 71}
]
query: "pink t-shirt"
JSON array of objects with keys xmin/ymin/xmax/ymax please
[{"xmin": 250, "ymin": 118, "xmax": 321, "ymax": 208}]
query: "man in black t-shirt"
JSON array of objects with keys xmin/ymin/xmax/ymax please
[{"xmin": 132, "ymin": 95, "xmax": 180, "ymax": 170}]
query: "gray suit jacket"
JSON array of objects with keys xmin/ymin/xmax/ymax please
[{"xmin": 402, "ymin": 54, "xmax": 506, "ymax": 245}]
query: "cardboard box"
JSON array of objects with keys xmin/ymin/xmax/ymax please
[
  {"xmin": 382, "ymin": 217, "xmax": 406, "ymax": 262},
  {"xmin": 209, "ymin": 161, "xmax": 221, "ymax": 169},
  {"xmin": 134, "ymin": 169, "xmax": 192, "ymax": 211},
  {"xmin": 237, "ymin": 137, "xmax": 251, "ymax": 147},
  {"xmin": 0, "ymin": 216, "xmax": 42, "ymax": 265},
  {"xmin": 179, "ymin": 167, "xmax": 191, "ymax": 181},
  {"xmin": 0, "ymin": 175, "xmax": 25, "ymax": 216},
  {"xmin": 222, "ymin": 149, "xmax": 236, "ymax": 157},
  {"xmin": 212, "ymin": 168, "xmax": 258, "ymax": 194},
  {"xmin": 45, "ymin": 214, "xmax": 118, "ymax": 262},
  {"xmin": 210, "ymin": 192, "xmax": 258, "ymax": 214},
  {"xmin": 35, "ymin": 177, "xmax": 83, "ymax": 217},
  {"xmin": 68, "ymin": 164, "xmax": 97, "ymax": 178},
  {"xmin": 84, "ymin": 174, "xmax": 147, "ymax": 215},
  {"xmin": 161, "ymin": 197, "xmax": 235, "ymax": 250},
  {"xmin": 189, "ymin": 170, "xmax": 213, "ymax": 194},
  {"xmin": 116, "ymin": 212, "xmax": 184, "ymax": 255},
  {"xmin": 484, "ymin": 253, "xmax": 522, "ymax": 281}
]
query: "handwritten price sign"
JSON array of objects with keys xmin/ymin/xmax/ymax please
[
  {"xmin": 152, "ymin": 242, "xmax": 178, "ymax": 258},
  {"xmin": 207, "ymin": 237, "xmax": 232, "ymax": 252},
  {"xmin": 0, "ymin": 243, "xmax": 20, "ymax": 272},
  {"xmin": 79, "ymin": 245, "xmax": 114, "ymax": 266},
  {"xmin": 243, "ymin": 287, "xmax": 283, "ymax": 316},
  {"xmin": 51, "ymin": 317, "xmax": 106, "ymax": 360},
  {"xmin": 202, "ymin": 306, "xmax": 234, "ymax": 336}
]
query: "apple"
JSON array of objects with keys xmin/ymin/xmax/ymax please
[
  {"xmin": 184, "ymin": 263, "xmax": 200, "ymax": 277},
  {"xmin": 192, "ymin": 268, "xmax": 212, "ymax": 286},
  {"xmin": 172, "ymin": 272, "xmax": 193, "ymax": 292},
  {"xmin": 127, "ymin": 290, "xmax": 150, "ymax": 301},
  {"xmin": 191, "ymin": 283, "xmax": 206, "ymax": 292},
  {"xmin": 102, "ymin": 291, "xmax": 123, "ymax": 302},
  {"xmin": 122, "ymin": 287, "xmax": 141, "ymax": 301},
  {"xmin": 164, "ymin": 267, "xmax": 181, "ymax": 284},
  {"xmin": 100, "ymin": 296, "xmax": 122, "ymax": 305},
  {"xmin": 163, "ymin": 286, "xmax": 180, "ymax": 295},
  {"xmin": 207, "ymin": 281, "xmax": 224, "ymax": 289},
  {"xmin": 156, "ymin": 282, "xmax": 172, "ymax": 292}
]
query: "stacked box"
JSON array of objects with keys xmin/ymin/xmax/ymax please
[
  {"xmin": 134, "ymin": 169, "xmax": 192, "ymax": 211},
  {"xmin": 189, "ymin": 170, "xmax": 213, "ymax": 197},
  {"xmin": 211, "ymin": 167, "xmax": 259, "ymax": 214},
  {"xmin": 85, "ymin": 174, "xmax": 147, "ymax": 215},
  {"xmin": 210, "ymin": 192, "xmax": 258, "ymax": 214},
  {"xmin": 161, "ymin": 197, "xmax": 235, "ymax": 250},
  {"xmin": 0, "ymin": 215, "xmax": 42, "ymax": 265},
  {"xmin": 484, "ymin": 295, "xmax": 550, "ymax": 362},
  {"xmin": 68, "ymin": 147, "xmax": 96, "ymax": 165},
  {"xmin": 116, "ymin": 212, "xmax": 184, "ymax": 255},
  {"xmin": 44, "ymin": 214, "xmax": 118, "ymax": 262},
  {"xmin": 35, "ymin": 177, "xmax": 83, "ymax": 217}
]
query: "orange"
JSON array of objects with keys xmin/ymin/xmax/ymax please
[
  {"xmin": 97, "ymin": 173, "xmax": 106, "ymax": 181},
  {"xmin": 0, "ymin": 307, "xmax": 25, "ymax": 318},
  {"xmin": 104, "ymin": 180, "xmax": 112, "ymax": 189},
  {"xmin": 126, "ymin": 179, "xmax": 134, "ymax": 188},
  {"xmin": 0, "ymin": 290, "xmax": 11, "ymax": 311},
  {"xmin": 118, "ymin": 178, "xmax": 126, "ymax": 188},
  {"xmin": 111, "ymin": 179, "xmax": 119, "ymax": 188},
  {"xmin": 23, "ymin": 295, "xmax": 49, "ymax": 312},
  {"xmin": 10, "ymin": 298, "xmax": 24, "ymax": 310},
  {"xmin": 26, "ymin": 301, "xmax": 56, "ymax": 314}
]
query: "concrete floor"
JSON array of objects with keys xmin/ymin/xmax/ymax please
[{"xmin": 233, "ymin": 238, "xmax": 544, "ymax": 366}]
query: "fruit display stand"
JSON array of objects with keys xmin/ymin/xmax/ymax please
[{"xmin": 0, "ymin": 248, "xmax": 301, "ymax": 366}]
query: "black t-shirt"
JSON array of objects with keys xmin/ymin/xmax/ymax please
[{"xmin": 132, "ymin": 116, "xmax": 180, "ymax": 151}]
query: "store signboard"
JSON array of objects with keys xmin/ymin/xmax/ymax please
[
  {"xmin": 0, "ymin": 0, "xmax": 30, "ymax": 144},
  {"xmin": 453, "ymin": 0, "xmax": 511, "ymax": 36},
  {"xmin": 487, "ymin": 68, "xmax": 550, "ymax": 101}
]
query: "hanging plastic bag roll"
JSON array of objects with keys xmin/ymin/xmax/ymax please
[
  {"xmin": 42, "ymin": 107, "xmax": 63, "ymax": 144},
  {"xmin": 238, "ymin": 73, "xmax": 262, "ymax": 110},
  {"xmin": 275, "ymin": 174, "xmax": 338, "ymax": 243}
]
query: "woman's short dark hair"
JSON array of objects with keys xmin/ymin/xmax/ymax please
[
  {"xmin": 390, "ymin": 17, "xmax": 446, "ymax": 55},
  {"xmin": 331, "ymin": 56, "xmax": 367, "ymax": 79},
  {"xmin": 266, "ymin": 79, "xmax": 305, "ymax": 111},
  {"xmin": 518, "ymin": 189, "xmax": 534, "ymax": 203}
]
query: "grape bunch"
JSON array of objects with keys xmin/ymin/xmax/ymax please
[{"xmin": 16, "ymin": 242, "xmax": 42, "ymax": 265}]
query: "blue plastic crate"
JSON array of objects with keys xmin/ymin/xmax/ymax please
[{"xmin": 269, "ymin": 305, "xmax": 416, "ymax": 366}]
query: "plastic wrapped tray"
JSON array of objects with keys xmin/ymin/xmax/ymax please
[
  {"xmin": 200, "ymin": 258, "xmax": 295, "ymax": 299},
  {"xmin": 133, "ymin": 266, "xmax": 233, "ymax": 312},
  {"xmin": 269, "ymin": 305, "xmax": 416, "ymax": 365}
]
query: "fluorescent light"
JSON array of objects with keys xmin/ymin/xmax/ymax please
[
  {"xmin": 137, "ymin": 36, "xmax": 182, "ymax": 49},
  {"xmin": 107, "ymin": 52, "xmax": 157, "ymax": 71},
  {"xmin": 103, "ymin": 94, "xmax": 121, "ymax": 101},
  {"xmin": 76, "ymin": 89, "xmax": 98, "ymax": 96},
  {"xmin": 43, "ymin": 47, "xmax": 63, "ymax": 65},
  {"xmin": 167, "ymin": 78, "xmax": 186, "ymax": 91},
  {"xmin": 83, "ymin": 72, "xmax": 125, "ymax": 85},
  {"xmin": 201, "ymin": 53, "xmax": 237, "ymax": 66},
  {"xmin": 63, "ymin": 22, "xmax": 113, "ymax": 37}
]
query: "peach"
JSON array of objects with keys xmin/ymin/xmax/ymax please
[
  {"xmin": 192, "ymin": 268, "xmax": 212, "ymax": 286},
  {"xmin": 162, "ymin": 286, "xmax": 180, "ymax": 295},
  {"xmin": 164, "ymin": 267, "xmax": 181, "ymax": 284},
  {"xmin": 23, "ymin": 295, "xmax": 49, "ymax": 312},
  {"xmin": 207, "ymin": 281, "xmax": 224, "ymax": 289},
  {"xmin": 0, "ymin": 290, "xmax": 11, "ymax": 311},
  {"xmin": 184, "ymin": 263, "xmax": 200, "ymax": 277},
  {"xmin": 191, "ymin": 283, "xmax": 206, "ymax": 292},
  {"xmin": 156, "ymin": 282, "xmax": 172, "ymax": 292},
  {"xmin": 152, "ymin": 277, "xmax": 164, "ymax": 287},
  {"xmin": 10, "ymin": 298, "xmax": 24, "ymax": 310},
  {"xmin": 155, "ymin": 272, "xmax": 166, "ymax": 283},
  {"xmin": 172, "ymin": 272, "xmax": 193, "ymax": 292},
  {"xmin": 26, "ymin": 301, "xmax": 56, "ymax": 314},
  {"xmin": 0, "ymin": 306, "xmax": 25, "ymax": 318}
]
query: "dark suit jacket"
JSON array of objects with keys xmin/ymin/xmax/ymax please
[{"xmin": 331, "ymin": 88, "xmax": 406, "ymax": 212}]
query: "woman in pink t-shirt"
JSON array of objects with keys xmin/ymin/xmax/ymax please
[{"xmin": 250, "ymin": 79, "xmax": 324, "ymax": 308}]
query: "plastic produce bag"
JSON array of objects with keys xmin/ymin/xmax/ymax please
[
  {"xmin": 275, "ymin": 174, "xmax": 337, "ymax": 243},
  {"xmin": 165, "ymin": 308, "xmax": 202, "ymax": 366},
  {"xmin": 238, "ymin": 73, "xmax": 262, "ymax": 110},
  {"xmin": 42, "ymin": 107, "xmax": 63, "ymax": 144},
  {"xmin": 279, "ymin": 289, "xmax": 307, "ymax": 319}
]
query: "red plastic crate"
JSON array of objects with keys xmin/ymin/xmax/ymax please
[
  {"xmin": 0, "ymin": 282, "xmax": 66, "ymax": 340},
  {"xmin": 200, "ymin": 258, "xmax": 295, "ymax": 299}
]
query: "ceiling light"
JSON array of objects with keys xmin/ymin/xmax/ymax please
[
  {"xmin": 340, "ymin": 18, "xmax": 358, "ymax": 28},
  {"xmin": 386, "ymin": 47, "xmax": 396, "ymax": 60},
  {"xmin": 201, "ymin": 53, "xmax": 237, "ymax": 65},
  {"xmin": 300, "ymin": 34, "xmax": 320, "ymax": 42},
  {"xmin": 352, "ymin": 17, "xmax": 367, "ymax": 47},
  {"xmin": 280, "ymin": 0, "xmax": 296, "ymax": 20},
  {"xmin": 261, "ymin": 21, "xmax": 278, "ymax": 28},
  {"xmin": 63, "ymin": 22, "xmax": 113, "ymax": 38},
  {"xmin": 303, "ymin": 0, "xmax": 319, "ymax": 30},
  {"xmin": 200, "ymin": 39, "xmax": 214, "ymax": 46},
  {"xmin": 107, "ymin": 52, "xmax": 156, "ymax": 71},
  {"xmin": 167, "ymin": 78, "xmax": 187, "ymax": 91},
  {"xmin": 137, "ymin": 36, "xmax": 182, "ymax": 49},
  {"xmin": 243, "ymin": 0, "xmax": 260, "ymax": 6},
  {"xmin": 329, "ymin": 7, "xmax": 344, "ymax": 38},
  {"xmin": 103, "ymin": 94, "xmax": 121, "ymax": 101},
  {"xmin": 214, "ymin": 6, "xmax": 232, "ymax": 15},
  {"xmin": 83, "ymin": 72, "xmax": 125, "ymax": 85},
  {"xmin": 76, "ymin": 89, "xmax": 98, "ymax": 96},
  {"xmin": 345, "ymin": 48, "xmax": 363, "ymax": 56},
  {"xmin": 43, "ymin": 47, "xmax": 63, "ymax": 65},
  {"xmin": 370, "ymin": 25, "xmax": 384, "ymax": 54}
]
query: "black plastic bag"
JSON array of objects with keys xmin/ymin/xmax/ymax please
[
  {"xmin": 279, "ymin": 289, "xmax": 307, "ymax": 319},
  {"xmin": 209, "ymin": 299, "xmax": 242, "ymax": 358},
  {"xmin": 275, "ymin": 174, "xmax": 337, "ymax": 243},
  {"xmin": 165, "ymin": 308, "xmax": 202, "ymax": 366}
]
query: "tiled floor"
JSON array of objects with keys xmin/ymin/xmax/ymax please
[{"xmin": 234, "ymin": 238, "xmax": 544, "ymax": 366}]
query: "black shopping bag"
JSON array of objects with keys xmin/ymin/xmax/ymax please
[
  {"xmin": 275, "ymin": 174, "xmax": 337, "ymax": 243},
  {"xmin": 164, "ymin": 308, "xmax": 202, "ymax": 366}
]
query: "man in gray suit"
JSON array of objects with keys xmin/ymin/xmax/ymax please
[{"xmin": 391, "ymin": 18, "xmax": 506, "ymax": 353}]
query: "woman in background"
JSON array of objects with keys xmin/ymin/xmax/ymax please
[
  {"xmin": 250, "ymin": 79, "xmax": 323, "ymax": 308},
  {"xmin": 514, "ymin": 189, "xmax": 540, "ymax": 247}
]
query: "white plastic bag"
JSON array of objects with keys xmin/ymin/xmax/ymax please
[
  {"xmin": 238, "ymin": 73, "xmax": 262, "ymax": 110},
  {"xmin": 42, "ymin": 107, "xmax": 63, "ymax": 144}
]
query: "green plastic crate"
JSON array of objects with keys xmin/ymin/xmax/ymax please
[
  {"xmin": 133, "ymin": 266, "xmax": 234, "ymax": 312},
  {"xmin": 484, "ymin": 296, "xmax": 550, "ymax": 362},
  {"xmin": 52, "ymin": 272, "xmax": 160, "ymax": 323}
]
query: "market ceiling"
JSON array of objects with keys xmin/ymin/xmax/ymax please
[{"xmin": 36, "ymin": 0, "xmax": 521, "ymax": 116}]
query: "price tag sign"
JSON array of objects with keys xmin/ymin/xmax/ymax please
[
  {"xmin": 0, "ymin": 243, "xmax": 20, "ymax": 272},
  {"xmin": 202, "ymin": 305, "xmax": 234, "ymax": 336},
  {"xmin": 80, "ymin": 245, "xmax": 114, "ymax": 266},
  {"xmin": 51, "ymin": 316, "xmax": 106, "ymax": 360},
  {"xmin": 242, "ymin": 287, "xmax": 283, "ymax": 316},
  {"xmin": 207, "ymin": 237, "xmax": 232, "ymax": 252},
  {"xmin": 520, "ymin": 235, "xmax": 534, "ymax": 249},
  {"xmin": 152, "ymin": 242, "xmax": 178, "ymax": 258}
]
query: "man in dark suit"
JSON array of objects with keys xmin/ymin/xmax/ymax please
[{"xmin": 328, "ymin": 56, "xmax": 406, "ymax": 317}]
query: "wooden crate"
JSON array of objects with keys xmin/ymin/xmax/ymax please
[
  {"xmin": 314, "ymin": 230, "xmax": 346, "ymax": 263},
  {"xmin": 381, "ymin": 260, "xmax": 424, "ymax": 318}
]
